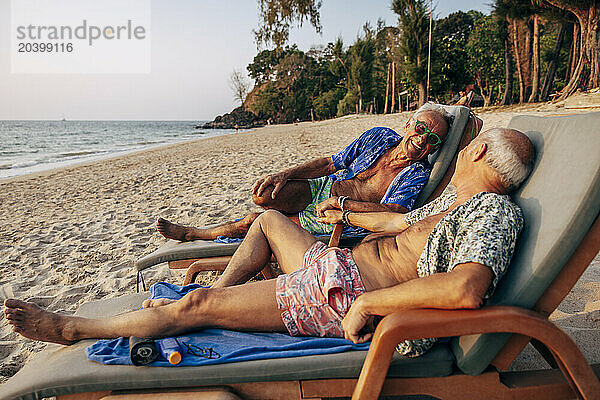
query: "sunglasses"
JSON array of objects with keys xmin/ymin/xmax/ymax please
[
  {"xmin": 411, "ymin": 120, "xmax": 442, "ymax": 146},
  {"xmin": 179, "ymin": 340, "xmax": 221, "ymax": 359}
]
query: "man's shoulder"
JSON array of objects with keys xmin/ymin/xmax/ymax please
[
  {"xmin": 366, "ymin": 126, "xmax": 401, "ymax": 139},
  {"xmin": 469, "ymin": 192, "xmax": 524, "ymax": 223}
]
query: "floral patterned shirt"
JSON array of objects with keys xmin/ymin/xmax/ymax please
[{"xmin": 396, "ymin": 188, "xmax": 524, "ymax": 357}]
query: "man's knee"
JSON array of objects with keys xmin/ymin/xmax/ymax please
[
  {"xmin": 252, "ymin": 190, "xmax": 274, "ymax": 208},
  {"xmin": 257, "ymin": 209, "xmax": 286, "ymax": 225}
]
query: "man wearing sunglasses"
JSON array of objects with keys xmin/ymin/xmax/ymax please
[{"xmin": 157, "ymin": 103, "xmax": 453, "ymax": 241}]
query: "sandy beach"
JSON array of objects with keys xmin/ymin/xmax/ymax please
[{"xmin": 1, "ymin": 104, "xmax": 599, "ymax": 384}]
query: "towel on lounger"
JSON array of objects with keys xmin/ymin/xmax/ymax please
[{"xmin": 86, "ymin": 282, "xmax": 370, "ymax": 366}]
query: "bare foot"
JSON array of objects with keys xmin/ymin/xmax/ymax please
[
  {"xmin": 156, "ymin": 218, "xmax": 201, "ymax": 241},
  {"xmin": 4, "ymin": 299, "xmax": 77, "ymax": 345},
  {"xmin": 142, "ymin": 298, "xmax": 177, "ymax": 308}
]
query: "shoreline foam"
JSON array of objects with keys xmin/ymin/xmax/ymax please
[{"xmin": 0, "ymin": 121, "xmax": 238, "ymax": 182}]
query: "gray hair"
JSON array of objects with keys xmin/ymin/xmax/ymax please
[
  {"xmin": 477, "ymin": 128, "xmax": 535, "ymax": 192},
  {"xmin": 413, "ymin": 102, "xmax": 455, "ymax": 134}
]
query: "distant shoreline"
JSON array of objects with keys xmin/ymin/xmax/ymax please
[
  {"xmin": 0, "ymin": 121, "xmax": 239, "ymax": 183},
  {"xmin": 0, "ymin": 131, "xmax": 246, "ymax": 184}
]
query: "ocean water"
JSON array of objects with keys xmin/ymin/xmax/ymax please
[{"xmin": 0, "ymin": 120, "xmax": 237, "ymax": 179}]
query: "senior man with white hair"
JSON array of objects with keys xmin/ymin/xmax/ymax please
[
  {"xmin": 5, "ymin": 128, "xmax": 535, "ymax": 359},
  {"xmin": 156, "ymin": 103, "xmax": 454, "ymax": 240}
]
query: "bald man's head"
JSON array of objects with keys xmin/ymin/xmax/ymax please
[{"xmin": 476, "ymin": 128, "xmax": 536, "ymax": 192}]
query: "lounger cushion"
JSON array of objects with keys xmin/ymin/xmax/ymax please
[
  {"xmin": 136, "ymin": 239, "xmax": 240, "ymax": 271},
  {"xmin": 451, "ymin": 112, "xmax": 600, "ymax": 375},
  {"xmin": 0, "ymin": 293, "xmax": 455, "ymax": 400},
  {"xmin": 413, "ymin": 105, "xmax": 470, "ymax": 206},
  {"xmin": 135, "ymin": 106, "xmax": 471, "ymax": 272}
]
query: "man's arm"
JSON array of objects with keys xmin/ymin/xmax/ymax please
[
  {"xmin": 253, "ymin": 157, "xmax": 336, "ymax": 199},
  {"xmin": 317, "ymin": 209, "xmax": 408, "ymax": 233},
  {"xmin": 342, "ymin": 263, "xmax": 494, "ymax": 343},
  {"xmin": 317, "ymin": 196, "xmax": 409, "ymax": 214}
]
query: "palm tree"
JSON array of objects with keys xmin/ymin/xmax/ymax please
[
  {"xmin": 492, "ymin": 3, "xmax": 514, "ymax": 105},
  {"xmin": 392, "ymin": 0, "xmax": 431, "ymax": 107}
]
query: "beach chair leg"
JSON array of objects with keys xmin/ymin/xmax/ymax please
[{"xmin": 183, "ymin": 257, "xmax": 232, "ymax": 285}]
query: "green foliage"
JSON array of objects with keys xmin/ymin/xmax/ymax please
[
  {"xmin": 247, "ymin": 49, "xmax": 282, "ymax": 84},
  {"xmin": 347, "ymin": 31, "xmax": 376, "ymax": 111},
  {"xmin": 254, "ymin": 0, "xmax": 322, "ymax": 51},
  {"xmin": 244, "ymin": 0, "xmax": 578, "ymax": 122},
  {"xmin": 337, "ymin": 90, "xmax": 359, "ymax": 116},
  {"xmin": 252, "ymin": 82, "xmax": 280, "ymax": 117},
  {"xmin": 313, "ymin": 88, "xmax": 345, "ymax": 119},
  {"xmin": 248, "ymin": 26, "xmax": 380, "ymax": 122},
  {"xmin": 431, "ymin": 10, "xmax": 483, "ymax": 103},
  {"xmin": 466, "ymin": 15, "xmax": 506, "ymax": 105},
  {"xmin": 392, "ymin": 0, "xmax": 430, "ymax": 94}
]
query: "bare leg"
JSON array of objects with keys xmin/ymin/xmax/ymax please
[
  {"xmin": 157, "ymin": 180, "xmax": 312, "ymax": 242},
  {"xmin": 157, "ymin": 212, "xmax": 261, "ymax": 241},
  {"xmin": 213, "ymin": 210, "xmax": 319, "ymax": 288},
  {"xmin": 253, "ymin": 180, "xmax": 312, "ymax": 214},
  {"xmin": 4, "ymin": 279, "xmax": 286, "ymax": 344}
]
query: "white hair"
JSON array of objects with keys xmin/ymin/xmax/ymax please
[
  {"xmin": 477, "ymin": 128, "xmax": 535, "ymax": 192},
  {"xmin": 413, "ymin": 102, "xmax": 455, "ymax": 134}
]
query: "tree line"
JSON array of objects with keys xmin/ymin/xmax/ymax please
[{"xmin": 235, "ymin": 0, "xmax": 598, "ymax": 124}]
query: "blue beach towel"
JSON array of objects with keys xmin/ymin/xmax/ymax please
[{"xmin": 86, "ymin": 282, "xmax": 370, "ymax": 367}]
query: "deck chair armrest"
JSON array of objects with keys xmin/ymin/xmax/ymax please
[
  {"xmin": 328, "ymin": 224, "xmax": 344, "ymax": 247},
  {"xmin": 353, "ymin": 306, "xmax": 600, "ymax": 400}
]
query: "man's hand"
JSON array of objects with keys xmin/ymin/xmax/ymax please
[
  {"xmin": 316, "ymin": 196, "xmax": 341, "ymax": 216},
  {"xmin": 316, "ymin": 209, "xmax": 343, "ymax": 225},
  {"xmin": 252, "ymin": 172, "xmax": 289, "ymax": 199},
  {"xmin": 342, "ymin": 297, "xmax": 374, "ymax": 344}
]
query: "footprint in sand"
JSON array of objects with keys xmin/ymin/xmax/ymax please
[
  {"xmin": 22, "ymin": 296, "xmax": 55, "ymax": 308},
  {"xmin": 0, "ymin": 341, "xmax": 22, "ymax": 361}
]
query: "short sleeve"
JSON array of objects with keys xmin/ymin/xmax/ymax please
[
  {"xmin": 382, "ymin": 162, "xmax": 431, "ymax": 210},
  {"xmin": 449, "ymin": 195, "xmax": 523, "ymax": 297},
  {"xmin": 331, "ymin": 127, "xmax": 391, "ymax": 170}
]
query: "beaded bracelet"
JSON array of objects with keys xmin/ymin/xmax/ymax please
[
  {"xmin": 338, "ymin": 196, "xmax": 349, "ymax": 211},
  {"xmin": 342, "ymin": 210, "xmax": 352, "ymax": 226}
]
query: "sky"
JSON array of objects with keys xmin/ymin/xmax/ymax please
[{"xmin": 0, "ymin": 0, "xmax": 491, "ymax": 120}]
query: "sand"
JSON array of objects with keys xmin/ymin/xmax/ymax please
[{"xmin": 1, "ymin": 103, "xmax": 599, "ymax": 384}]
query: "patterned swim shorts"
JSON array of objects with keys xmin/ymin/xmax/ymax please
[
  {"xmin": 298, "ymin": 176, "xmax": 335, "ymax": 235},
  {"xmin": 276, "ymin": 241, "xmax": 366, "ymax": 337}
]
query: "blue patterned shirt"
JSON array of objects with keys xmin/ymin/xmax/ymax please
[{"xmin": 330, "ymin": 127, "xmax": 431, "ymax": 210}]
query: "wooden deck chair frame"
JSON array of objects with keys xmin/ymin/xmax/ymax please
[{"xmin": 155, "ymin": 111, "xmax": 482, "ymax": 286}]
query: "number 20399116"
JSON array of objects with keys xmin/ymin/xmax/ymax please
[{"xmin": 17, "ymin": 42, "xmax": 73, "ymax": 52}]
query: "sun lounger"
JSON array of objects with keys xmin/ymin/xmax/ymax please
[
  {"xmin": 2, "ymin": 111, "xmax": 599, "ymax": 399},
  {"xmin": 135, "ymin": 105, "xmax": 480, "ymax": 286}
]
